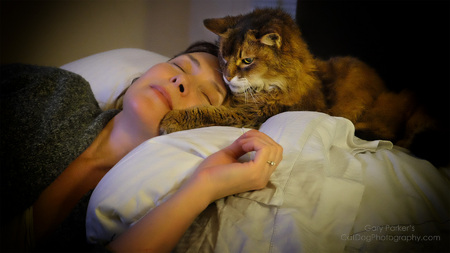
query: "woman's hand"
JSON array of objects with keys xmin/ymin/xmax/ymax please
[
  {"xmin": 193, "ymin": 129, "xmax": 283, "ymax": 203},
  {"xmin": 108, "ymin": 130, "xmax": 282, "ymax": 252}
]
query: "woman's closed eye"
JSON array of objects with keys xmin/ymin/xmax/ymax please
[
  {"xmin": 202, "ymin": 91, "xmax": 212, "ymax": 105},
  {"xmin": 172, "ymin": 62, "xmax": 185, "ymax": 73}
]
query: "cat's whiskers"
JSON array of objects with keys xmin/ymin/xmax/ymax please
[
  {"xmin": 241, "ymin": 83, "xmax": 251, "ymax": 103},
  {"xmin": 247, "ymin": 89, "xmax": 260, "ymax": 104},
  {"xmin": 241, "ymin": 78, "xmax": 261, "ymax": 104}
]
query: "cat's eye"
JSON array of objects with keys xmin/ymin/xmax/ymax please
[{"xmin": 242, "ymin": 58, "xmax": 254, "ymax": 65}]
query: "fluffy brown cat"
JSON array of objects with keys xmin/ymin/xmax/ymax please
[{"xmin": 160, "ymin": 8, "xmax": 436, "ymax": 149}]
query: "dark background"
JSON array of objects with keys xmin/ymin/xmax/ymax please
[{"xmin": 296, "ymin": 0, "xmax": 449, "ymax": 164}]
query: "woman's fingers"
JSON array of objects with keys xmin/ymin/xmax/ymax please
[
  {"xmin": 228, "ymin": 130, "xmax": 283, "ymax": 190},
  {"xmin": 227, "ymin": 130, "xmax": 278, "ymax": 153},
  {"xmin": 237, "ymin": 130, "xmax": 283, "ymax": 169},
  {"xmin": 196, "ymin": 130, "xmax": 283, "ymax": 200}
]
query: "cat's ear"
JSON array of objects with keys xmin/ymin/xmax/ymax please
[
  {"xmin": 204, "ymin": 16, "xmax": 240, "ymax": 37},
  {"xmin": 260, "ymin": 33, "xmax": 282, "ymax": 48}
]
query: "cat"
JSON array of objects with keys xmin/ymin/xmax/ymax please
[{"xmin": 160, "ymin": 8, "xmax": 436, "ymax": 150}]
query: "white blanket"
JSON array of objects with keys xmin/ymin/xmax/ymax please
[{"xmin": 86, "ymin": 112, "xmax": 449, "ymax": 252}]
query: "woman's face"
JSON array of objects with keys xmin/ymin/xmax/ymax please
[{"xmin": 122, "ymin": 52, "xmax": 227, "ymax": 136}]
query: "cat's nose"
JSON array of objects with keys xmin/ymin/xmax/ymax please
[
  {"xmin": 224, "ymin": 74, "xmax": 233, "ymax": 82},
  {"xmin": 222, "ymin": 75, "xmax": 231, "ymax": 85}
]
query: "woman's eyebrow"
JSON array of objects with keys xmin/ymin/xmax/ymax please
[{"xmin": 187, "ymin": 54, "xmax": 200, "ymax": 68}]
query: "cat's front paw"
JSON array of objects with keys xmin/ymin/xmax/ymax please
[{"xmin": 159, "ymin": 110, "xmax": 187, "ymax": 135}]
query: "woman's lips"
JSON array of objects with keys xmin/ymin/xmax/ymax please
[{"xmin": 151, "ymin": 85, "xmax": 173, "ymax": 110}]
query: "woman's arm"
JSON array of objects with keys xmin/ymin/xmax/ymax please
[
  {"xmin": 107, "ymin": 130, "xmax": 283, "ymax": 252},
  {"xmin": 32, "ymin": 152, "xmax": 110, "ymax": 242},
  {"xmin": 107, "ymin": 169, "xmax": 211, "ymax": 252}
]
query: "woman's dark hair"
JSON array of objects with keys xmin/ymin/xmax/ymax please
[
  {"xmin": 171, "ymin": 41, "xmax": 219, "ymax": 59},
  {"xmin": 108, "ymin": 41, "xmax": 219, "ymax": 110}
]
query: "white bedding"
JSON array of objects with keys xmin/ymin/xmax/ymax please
[
  {"xmin": 87, "ymin": 112, "xmax": 450, "ymax": 252},
  {"xmin": 58, "ymin": 48, "xmax": 448, "ymax": 252}
]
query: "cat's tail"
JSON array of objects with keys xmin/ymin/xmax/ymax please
[
  {"xmin": 354, "ymin": 89, "xmax": 448, "ymax": 167},
  {"xmin": 396, "ymin": 92, "xmax": 449, "ymax": 168}
]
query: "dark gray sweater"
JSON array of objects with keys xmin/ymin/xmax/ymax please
[{"xmin": 0, "ymin": 64, "xmax": 119, "ymax": 251}]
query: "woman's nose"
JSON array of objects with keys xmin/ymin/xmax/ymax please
[{"xmin": 170, "ymin": 75, "xmax": 189, "ymax": 96}]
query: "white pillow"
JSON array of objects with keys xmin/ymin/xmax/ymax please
[
  {"xmin": 86, "ymin": 125, "xmax": 250, "ymax": 244},
  {"xmin": 61, "ymin": 48, "xmax": 169, "ymax": 109}
]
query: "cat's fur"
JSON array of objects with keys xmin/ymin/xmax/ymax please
[{"xmin": 160, "ymin": 8, "xmax": 436, "ymax": 150}]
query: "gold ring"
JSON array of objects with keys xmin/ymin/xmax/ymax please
[{"xmin": 267, "ymin": 161, "xmax": 276, "ymax": 166}]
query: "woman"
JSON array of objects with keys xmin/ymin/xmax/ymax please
[{"xmin": 0, "ymin": 42, "xmax": 282, "ymax": 252}]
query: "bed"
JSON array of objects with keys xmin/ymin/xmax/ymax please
[{"xmin": 61, "ymin": 48, "xmax": 449, "ymax": 252}]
